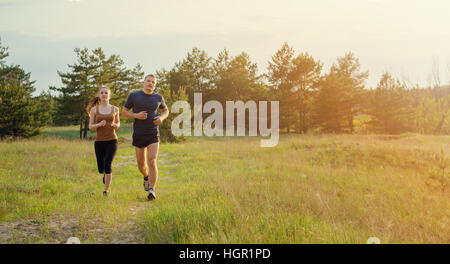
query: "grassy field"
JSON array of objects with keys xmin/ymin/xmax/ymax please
[{"xmin": 0, "ymin": 126, "xmax": 449, "ymax": 243}]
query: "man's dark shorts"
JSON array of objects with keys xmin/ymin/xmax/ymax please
[{"xmin": 132, "ymin": 131, "xmax": 159, "ymax": 148}]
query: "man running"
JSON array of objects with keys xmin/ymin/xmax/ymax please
[{"xmin": 122, "ymin": 74, "xmax": 169, "ymax": 200}]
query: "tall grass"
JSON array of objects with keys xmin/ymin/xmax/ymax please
[
  {"xmin": 139, "ymin": 134, "xmax": 449, "ymax": 243},
  {"xmin": 0, "ymin": 127, "xmax": 449, "ymax": 243}
]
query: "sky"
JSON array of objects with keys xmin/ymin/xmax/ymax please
[{"xmin": 0, "ymin": 0, "xmax": 449, "ymax": 94}]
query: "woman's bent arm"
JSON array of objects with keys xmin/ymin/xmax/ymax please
[{"xmin": 89, "ymin": 108, "xmax": 99, "ymax": 130}]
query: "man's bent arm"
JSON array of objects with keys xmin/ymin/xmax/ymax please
[
  {"xmin": 160, "ymin": 107, "xmax": 169, "ymax": 121},
  {"xmin": 122, "ymin": 107, "xmax": 137, "ymax": 119}
]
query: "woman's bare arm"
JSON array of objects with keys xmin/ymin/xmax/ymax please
[{"xmin": 88, "ymin": 108, "xmax": 105, "ymax": 130}]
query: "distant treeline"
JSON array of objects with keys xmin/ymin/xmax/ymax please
[{"xmin": 1, "ymin": 39, "xmax": 449, "ymax": 140}]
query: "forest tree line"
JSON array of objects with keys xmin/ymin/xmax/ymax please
[{"xmin": 1, "ymin": 39, "xmax": 449, "ymax": 140}]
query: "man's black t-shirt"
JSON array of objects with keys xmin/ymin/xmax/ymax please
[{"xmin": 124, "ymin": 90, "xmax": 167, "ymax": 135}]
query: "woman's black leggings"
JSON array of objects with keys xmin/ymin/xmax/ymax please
[{"xmin": 94, "ymin": 139, "xmax": 118, "ymax": 174}]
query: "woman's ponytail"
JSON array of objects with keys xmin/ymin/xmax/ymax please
[{"xmin": 86, "ymin": 96, "xmax": 100, "ymax": 116}]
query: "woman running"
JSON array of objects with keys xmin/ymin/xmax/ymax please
[{"xmin": 87, "ymin": 86, "xmax": 120, "ymax": 196}]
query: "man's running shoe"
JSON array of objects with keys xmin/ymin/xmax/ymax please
[
  {"xmin": 143, "ymin": 176, "xmax": 150, "ymax": 191},
  {"xmin": 147, "ymin": 188, "xmax": 156, "ymax": 200}
]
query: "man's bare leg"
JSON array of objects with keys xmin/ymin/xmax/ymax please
[
  {"xmin": 135, "ymin": 146, "xmax": 148, "ymax": 178},
  {"xmin": 147, "ymin": 142, "xmax": 159, "ymax": 190}
]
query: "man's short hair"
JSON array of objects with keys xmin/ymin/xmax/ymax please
[{"xmin": 144, "ymin": 74, "xmax": 156, "ymax": 80}]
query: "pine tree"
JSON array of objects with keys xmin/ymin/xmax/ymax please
[
  {"xmin": 0, "ymin": 40, "xmax": 52, "ymax": 139},
  {"xmin": 289, "ymin": 52, "xmax": 322, "ymax": 133},
  {"xmin": 367, "ymin": 73, "xmax": 412, "ymax": 133},
  {"xmin": 51, "ymin": 48, "xmax": 143, "ymax": 139},
  {"xmin": 267, "ymin": 43, "xmax": 296, "ymax": 132},
  {"xmin": 267, "ymin": 43, "xmax": 322, "ymax": 133},
  {"xmin": 212, "ymin": 51, "xmax": 264, "ymax": 102},
  {"xmin": 318, "ymin": 52, "xmax": 368, "ymax": 133},
  {"xmin": 313, "ymin": 72, "xmax": 349, "ymax": 132}
]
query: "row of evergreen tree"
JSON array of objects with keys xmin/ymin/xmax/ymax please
[
  {"xmin": 1, "ymin": 39, "xmax": 449, "ymax": 140},
  {"xmin": 155, "ymin": 44, "xmax": 450, "ymax": 135}
]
